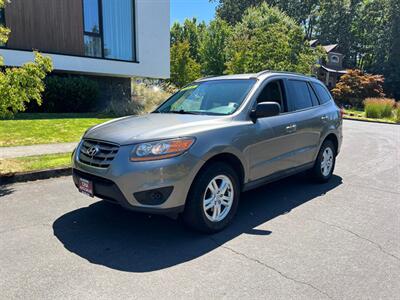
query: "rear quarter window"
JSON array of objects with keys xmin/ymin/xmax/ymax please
[{"xmin": 311, "ymin": 82, "xmax": 332, "ymax": 104}]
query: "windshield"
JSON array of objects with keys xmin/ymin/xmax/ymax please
[{"xmin": 155, "ymin": 79, "xmax": 256, "ymax": 116}]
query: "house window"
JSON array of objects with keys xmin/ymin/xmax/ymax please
[
  {"xmin": 331, "ymin": 55, "xmax": 339, "ymax": 64},
  {"xmin": 84, "ymin": 35, "xmax": 102, "ymax": 57},
  {"xmin": 102, "ymin": 0, "xmax": 134, "ymax": 61},
  {"xmin": 82, "ymin": 0, "xmax": 136, "ymax": 61}
]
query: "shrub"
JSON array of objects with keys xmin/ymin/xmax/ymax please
[
  {"xmin": 364, "ymin": 98, "xmax": 395, "ymax": 119},
  {"xmin": 29, "ymin": 75, "xmax": 99, "ymax": 113},
  {"xmin": 332, "ymin": 70, "xmax": 385, "ymax": 108},
  {"xmin": 105, "ymin": 82, "xmax": 173, "ymax": 116},
  {"xmin": 395, "ymin": 104, "xmax": 400, "ymax": 123}
]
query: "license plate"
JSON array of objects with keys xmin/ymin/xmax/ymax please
[{"xmin": 78, "ymin": 178, "xmax": 93, "ymax": 197}]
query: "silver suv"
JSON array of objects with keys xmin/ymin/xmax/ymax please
[{"xmin": 72, "ymin": 71, "xmax": 342, "ymax": 233}]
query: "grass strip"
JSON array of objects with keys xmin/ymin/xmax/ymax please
[{"xmin": 0, "ymin": 152, "xmax": 72, "ymax": 175}]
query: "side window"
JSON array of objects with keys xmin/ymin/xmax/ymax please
[
  {"xmin": 287, "ymin": 80, "xmax": 313, "ymax": 111},
  {"xmin": 311, "ymin": 82, "xmax": 332, "ymax": 104},
  {"xmin": 307, "ymin": 83, "xmax": 320, "ymax": 106},
  {"xmin": 256, "ymin": 80, "xmax": 286, "ymax": 112}
]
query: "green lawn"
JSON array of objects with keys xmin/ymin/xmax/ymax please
[
  {"xmin": 0, "ymin": 113, "xmax": 113, "ymax": 147},
  {"xmin": 0, "ymin": 152, "xmax": 72, "ymax": 175}
]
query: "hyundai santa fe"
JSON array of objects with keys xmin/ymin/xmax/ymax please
[{"xmin": 72, "ymin": 71, "xmax": 342, "ymax": 233}]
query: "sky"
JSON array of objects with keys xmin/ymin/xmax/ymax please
[{"xmin": 170, "ymin": 0, "xmax": 218, "ymax": 26}]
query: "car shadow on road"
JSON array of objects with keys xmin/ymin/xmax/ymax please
[
  {"xmin": 0, "ymin": 185, "xmax": 14, "ymax": 197},
  {"xmin": 53, "ymin": 174, "xmax": 342, "ymax": 272}
]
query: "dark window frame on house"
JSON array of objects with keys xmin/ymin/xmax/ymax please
[
  {"xmin": 0, "ymin": 0, "xmax": 137, "ymax": 63},
  {"xmin": 82, "ymin": 0, "xmax": 137, "ymax": 62}
]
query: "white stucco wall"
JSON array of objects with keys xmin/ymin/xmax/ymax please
[{"xmin": 0, "ymin": 0, "xmax": 170, "ymax": 79}]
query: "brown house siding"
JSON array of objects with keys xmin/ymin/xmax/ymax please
[{"xmin": 5, "ymin": 0, "xmax": 84, "ymax": 56}]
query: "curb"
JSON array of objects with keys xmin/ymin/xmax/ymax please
[
  {"xmin": 0, "ymin": 167, "xmax": 72, "ymax": 185},
  {"xmin": 343, "ymin": 116, "xmax": 399, "ymax": 125}
]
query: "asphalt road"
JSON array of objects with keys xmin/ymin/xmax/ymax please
[{"xmin": 1, "ymin": 120, "xmax": 399, "ymax": 299}]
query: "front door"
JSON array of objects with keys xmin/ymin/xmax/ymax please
[
  {"xmin": 249, "ymin": 113, "xmax": 302, "ymax": 181},
  {"xmin": 248, "ymin": 79, "xmax": 300, "ymax": 181}
]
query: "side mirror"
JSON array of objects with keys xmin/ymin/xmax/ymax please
[{"xmin": 250, "ymin": 102, "xmax": 281, "ymax": 121}]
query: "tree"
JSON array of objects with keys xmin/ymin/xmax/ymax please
[
  {"xmin": 225, "ymin": 3, "xmax": 323, "ymax": 74},
  {"xmin": 170, "ymin": 22, "xmax": 184, "ymax": 46},
  {"xmin": 170, "ymin": 41, "xmax": 201, "ymax": 87},
  {"xmin": 199, "ymin": 18, "xmax": 231, "ymax": 75},
  {"xmin": 382, "ymin": 0, "xmax": 400, "ymax": 100},
  {"xmin": 212, "ymin": 0, "xmax": 265, "ymax": 25},
  {"xmin": 212, "ymin": 0, "xmax": 320, "ymax": 39},
  {"xmin": 352, "ymin": 0, "xmax": 390, "ymax": 71},
  {"xmin": 171, "ymin": 18, "xmax": 207, "ymax": 62},
  {"xmin": 316, "ymin": 0, "xmax": 362, "ymax": 68},
  {"xmin": 331, "ymin": 69, "xmax": 385, "ymax": 107},
  {"xmin": 265, "ymin": 0, "xmax": 320, "ymax": 39},
  {"xmin": 0, "ymin": 0, "xmax": 53, "ymax": 118}
]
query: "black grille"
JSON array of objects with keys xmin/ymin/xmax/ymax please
[{"xmin": 78, "ymin": 139, "xmax": 119, "ymax": 168}]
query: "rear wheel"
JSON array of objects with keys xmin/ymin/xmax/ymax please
[
  {"xmin": 183, "ymin": 162, "xmax": 240, "ymax": 233},
  {"xmin": 311, "ymin": 140, "xmax": 336, "ymax": 183}
]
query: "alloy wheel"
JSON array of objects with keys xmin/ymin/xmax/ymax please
[
  {"xmin": 321, "ymin": 147, "xmax": 334, "ymax": 176},
  {"xmin": 203, "ymin": 175, "xmax": 234, "ymax": 222}
]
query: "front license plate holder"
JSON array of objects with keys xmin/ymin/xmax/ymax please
[{"xmin": 78, "ymin": 178, "xmax": 94, "ymax": 197}]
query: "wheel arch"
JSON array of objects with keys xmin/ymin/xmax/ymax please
[
  {"xmin": 193, "ymin": 152, "xmax": 246, "ymax": 190},
  {"xmin": 323, "ymin": 133, "xmax": 339, "ymax": 155}
]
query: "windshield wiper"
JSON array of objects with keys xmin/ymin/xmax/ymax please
[{"xmin": 168, "ymin": 110, "xmax": 199, "ymax": 115}]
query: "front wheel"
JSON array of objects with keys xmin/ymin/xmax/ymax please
[
  {"xmin": 183, "ymin": 162, "xmax": 240, "ymax": 233},
  {"xmin": 311, "ymin": 140, "xmax": 336, "ymax": 183}
]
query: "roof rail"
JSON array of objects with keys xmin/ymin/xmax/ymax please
[
  {"xmin": 256, "ymin": 70, "xmax": 312, "ymax": 78},
  {"xmin": 195, "ymin": 75, "xmax": 219, "ymax": 81},
  {"xmin": 255, "ymin": 70, "xmax": 271, "ymax": 77}
]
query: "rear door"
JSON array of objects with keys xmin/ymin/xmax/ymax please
[{"xmin": 285, "ymin": 79, "xmax": 325, "ymax": 166}]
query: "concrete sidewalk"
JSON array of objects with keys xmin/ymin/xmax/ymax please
[{"xmin": 0, "ymin": 142, "xmax": 77, "ymax": 159}]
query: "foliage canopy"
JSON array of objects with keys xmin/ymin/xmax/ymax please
[
  {"xmin": 170, "ymin": 41, "xmax": 201, "ymax": 88},
  {"xmin": 225, "ymin": 3, "xmax": 323, "ymax": 74}
]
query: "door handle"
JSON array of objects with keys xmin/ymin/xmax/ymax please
[
  {"xmin": 321, "ymin": 115, "xmax": 328, "ymax": 121},
  {"xmin": 285, "ymin": 124, "xmax": 297, "ymax": 133}
]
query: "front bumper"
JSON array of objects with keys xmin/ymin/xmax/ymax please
[{"xmin": 72, "ymin": 142, "xmax": 204, "ymax": 214}]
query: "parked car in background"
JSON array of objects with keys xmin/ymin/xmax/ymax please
[{"xmin": 72, "ymin": 71, "xmax": 343, "ymax": 233}]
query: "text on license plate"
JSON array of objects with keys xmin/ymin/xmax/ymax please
[{"xmin": 78, "ymin": 178, "xmax": 93, "ymax": 197}]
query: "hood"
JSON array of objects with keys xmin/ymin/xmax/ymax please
[{"xmin": 84, "ymin": 113, "xmax": 231, "ymax": 145}]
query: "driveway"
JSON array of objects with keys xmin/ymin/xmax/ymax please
[{"xmin": 1, "ymin": 120, "xmax": 399, "ymax": 299}]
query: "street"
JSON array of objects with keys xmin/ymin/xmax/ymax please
[{"xmin": 1, "ymin": 120, "xmax": 399, "ymax": 299}]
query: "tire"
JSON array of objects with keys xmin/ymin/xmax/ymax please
[
  {"xmin": 183, "ymin": 162, "xmax": 240, "ymax": 233},
  {"xmin": 311, "ymin": 140, "xmax": 336, "ymax": 183}
]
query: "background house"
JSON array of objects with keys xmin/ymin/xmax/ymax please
[
  {"xmin": 310, "ymin": 39, "xmax": 347, "ymax": 89},
  {"xmin": 0, "ymin": 0, "xmax": 170, "ymax": 108}
]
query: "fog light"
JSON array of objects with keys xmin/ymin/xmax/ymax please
[{"xmin": 134, "ymin": 186, "xmax": 173, "ymax": 205}]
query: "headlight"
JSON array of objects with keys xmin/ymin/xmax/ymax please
[{"xmin": 130, "ymin": 138, "xmax": 195, "ymax": 161}]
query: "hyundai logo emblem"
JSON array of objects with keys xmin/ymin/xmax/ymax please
[{"xmin": 86, "ymin": 145, "xmax": 99, "ymax": 157}]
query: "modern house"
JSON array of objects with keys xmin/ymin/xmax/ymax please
[
  {"xmin": 0, "ymin": 0, "xmax": 170, "ymax": 107},
  {"xmin": 310, "ymin": 39, "xmax": 347, "ymax": 89}
]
